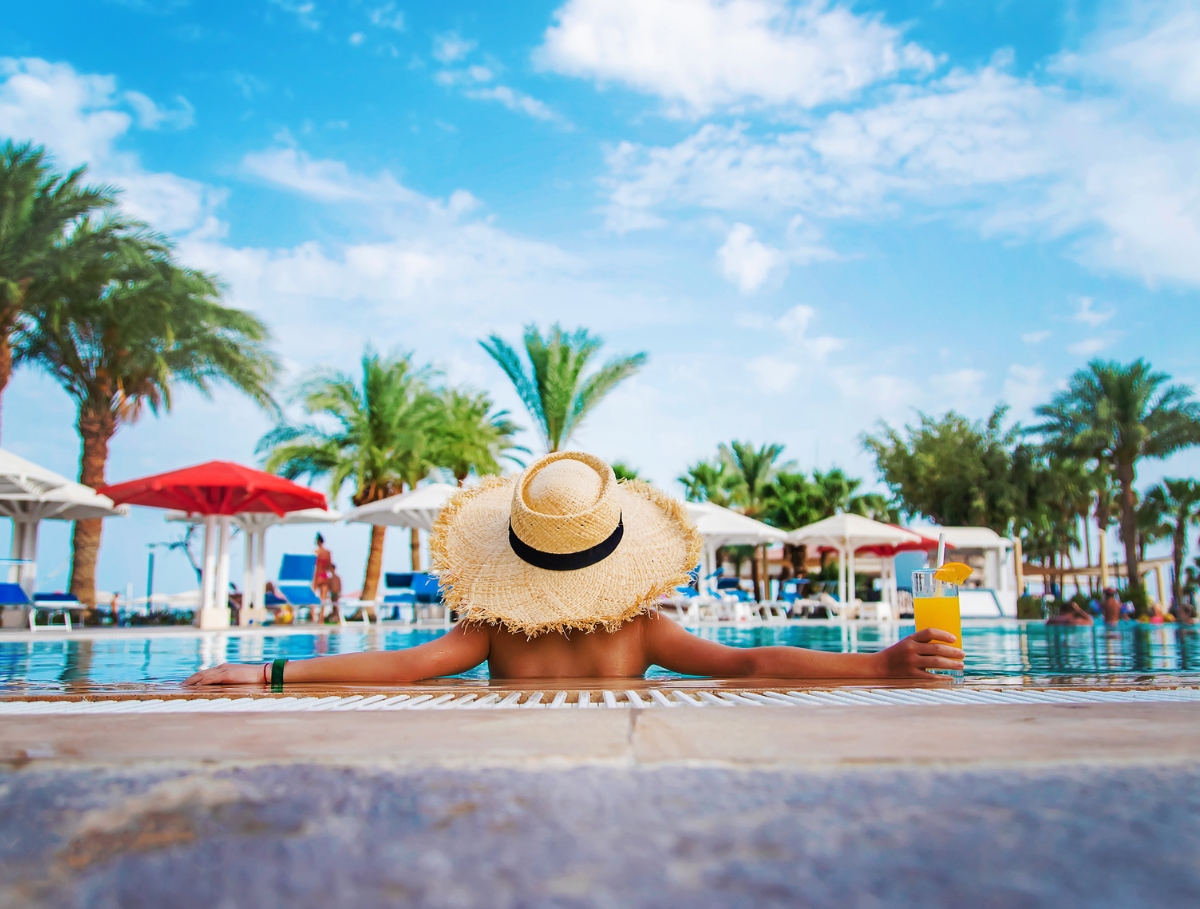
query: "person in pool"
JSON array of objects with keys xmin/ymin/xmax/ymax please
[{"xmin": 185, "ymin": 452, "xmax": 963, "ymax": 687}]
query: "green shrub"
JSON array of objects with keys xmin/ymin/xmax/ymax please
[{"xmin": 1017, "ymin": 595, "xmax": 1047, "ymax": 620}]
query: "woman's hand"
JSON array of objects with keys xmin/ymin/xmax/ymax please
[
  {"xmin": 874, "ymin": 629, "xmax": 964, "ymax": 678},
  {"xmin": 183, "ymin": 662, "xmax": 264, "ymax": 687}
]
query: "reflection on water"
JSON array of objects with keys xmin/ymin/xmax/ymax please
[{"xmin": 2, "ymin": 622, "xmax": 1199, "ymax": 693}]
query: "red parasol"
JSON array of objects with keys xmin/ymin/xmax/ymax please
[
  {"xmin": 854, "ymin": 525, "xmax": 941, "ymax": 558},
  {"xmin": 100, "ymin": 461, "xmax": 326, "ymax": 516}
]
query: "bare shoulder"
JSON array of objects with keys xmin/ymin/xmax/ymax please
[
  {"xmin": 640, "ymin": 610, "xmax": 754, "ymax": 676},
  {"xmin": 639, "ymin": 610, "xmax": 692, "ymax": 645}
]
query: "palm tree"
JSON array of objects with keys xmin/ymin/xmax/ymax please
[
  {"xmin": 763, "ymin": 470, "xmax": 820, "ymax": 582},
  {"xmin": 18, "ymin": 226, "xmax": 278, "ymax": 605},
  {"xmin": 678, "ymin": 458, "xmax": 735, "ymax": 506},
  {"xmin": 1135, "ymin": 491, "xmax": 1171, "ymax": 565},
  {"xmin": 1091, "ymin": 463, "xmax": 1118, "ymax": 589},
  {"xmin": 480, "ymin": 323, "xmax": 646, "ymax": 453},
  {"xmin": 260, "ymin": 351, "xmax": 433, "ymax": 599},
  {"xmin": 430, "ymin": 388, "xmax": 524, "ymax": 485},
  {"xmin": 610, "ymin": 462, "xmax": 643, "ymax": 482},
  {"xmin": 718, "ymin": 441, "xmax": 792, "ymax": 601},
  {"xmin": 810, "ymin": 468, "xmax": 892, "ymax": 519},
  {"xmin": 1014, "ymin": 457, "xmax": 1089, "ymax": 597},
  {"xmin": 1034, "ymin": 359, "xmax": 1200, "ymax": 610},
  {"xmin": 719, "ymin": 441, "xmax": 788, "ymax": 518},
  {"xmin": 1, "ymin": 142, "xmax": 115, "ymax": 440},
  {"xmin": 1146, "ymin": 479, "xmax": 1200, "ymax": 610}
]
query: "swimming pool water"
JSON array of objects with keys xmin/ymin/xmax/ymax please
[{"xmin": 2, "ymin": 622, "xmax": 1199, "ymax": 693}]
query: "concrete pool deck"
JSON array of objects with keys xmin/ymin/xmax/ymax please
[{"xmin": 2, "ymin": 702, "xmax": 1199, "ymax": 908}]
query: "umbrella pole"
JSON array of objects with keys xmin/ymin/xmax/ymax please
[
  {"xmin": 213, "ymin": 516, "xmax": 232, "ymax": 628},
  {"xmin": 199, "ymin": 515, "xmax": 217, "ymax": 626},
  {"xmin": 848, "ymin": 546, "xmax": 857, "ymax": 611},
  {"xmin": 8, "ymin": 521, "xmax": 23, "ymax": 586},
  {"xmin": 255, "ymin": 531, "xmax": 267, "ymax": 624},
  {"xmin": 23, "ymin": 520, "xmax": 38, "ymax": 595},
  {"xmin": 241, "ymin": 530, "xmax": 254, "ymax": 626}
]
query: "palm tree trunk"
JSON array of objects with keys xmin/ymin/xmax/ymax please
[
  {"xmin": 361, "ymin": 525, "xmax": 386, "ymax": 601},
  {"xmin": 1173, "ymin": 521, "xmax": 1186, "ymax": 609},
  {"xmin": 1116, "ymin": 460, "xmax": 1143, "ymax": 608},
  {"xmin": 411, "ymin": 528, "xmax": 421, "ymax": 572},
  {"xmin": 1096, "ymin": 503, "xmax": 1110, "ymax": 590},
  {"xmin": 68, "ymin": 406, "xmax": 115, "ymax": 608},
  {"xmin": 0, "ymin": 311, "xmax": 14, "ymax": 445},
  {"xmin": 1082, "ymin": 511, "xmax": 1093, "ymax": 594},
  {"xmin": 750, "ymin": 545, "xmax": 761, "ymax": 602}
]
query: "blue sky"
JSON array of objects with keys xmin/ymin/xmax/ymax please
[{"xmin": 2, "ymin": 0, "xmax": 1199, "ymax": 595}]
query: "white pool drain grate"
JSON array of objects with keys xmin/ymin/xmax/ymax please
[{"xmin": 2, "ymin": 686, "xmax": 1199, "ymax": 714}]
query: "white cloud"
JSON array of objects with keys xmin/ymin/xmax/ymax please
[
  {"xmin": 240, "ymin": 146, "xmax": 427, "ymax": 207},
  {"xmin": 368, "ymin": 2, "xmax": 405, "ymax": 32},
  {"xmin": 434, "ymin": 48, "xmax": 567, "ymax": 126},
  {"xmin": 268, "ymin": 0, "xmax": 319, "ymax": 31},
  {"xmin": 465, "ymin": 85, "xmax": 564, "ymax": 124},
  {"xmin": 433, "ymin": 32, "xmax": 476, "ymax": 64},
  {"xmin": 349, "ymin": 32, "xmax": 365, "ymax": 46},
  {"xmin": 931, "ymin": 368, "xmax": 986, "ymax": 403},
  {"xmin": 776, "ymin": 303, "xmax": 843, "ymax": 359},
  {"xmin": 805, "ymin": 335, "xmax": 844, "ymax": 360},
  {"xmin": 718, "ymin": 223, "xmax": 785, "ymax": 293},
  {"xmin": 1070, "ymin": 5, "xmax": 1200, "ymax": 106},
  {"xmin": 1072, "ymin": 296, "xmax": 1114, "ymax": 327},
  {"xmin": 776, "ymin": 303, "xmax": 815, "ymax": 339},
  {"xmin": 1022, "ymin": 330, "xmax": 1051, "ymax": 344},
  {"xmin": 602, "ymin": 57, "xmax": 1200, "ymax": 286},
  {"xmin": 1067, "ymin": 337, "xmax": 1111, "ymax": 356},
  {"xmin": 538, "ymin": 0, "xmax": 934, "ymax": 115},
  {"xmin": 747, "ymin": 354, "xmax": 801, "ymax": 393},
  {"xmin": 124, "ymin": 90, "xmax": 193, "ymax": 130},
  {"xmin": 1001, "ymin": 364, "xmax": 1046, "ymax": 415},
  {"xmin": 0, "ymin": 58, "xmax": 219, "ymax": 234}
]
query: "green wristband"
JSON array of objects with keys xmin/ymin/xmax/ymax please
[{"xmin": 270, "ymin": 658, "xmax": 288, "ymax": 692}]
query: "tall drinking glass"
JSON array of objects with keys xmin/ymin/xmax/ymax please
[{"xmin": 912, "ymin": 569, "xmax": 964, "ymax": 683}]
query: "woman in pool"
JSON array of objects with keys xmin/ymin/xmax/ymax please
[{"xmin": 185, "ymin": 452, "xmax": 961, "ymax": 687}]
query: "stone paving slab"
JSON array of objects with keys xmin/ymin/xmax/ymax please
[
  {"xmin": 2, "ymin": 704, "xmax": 1199, "ymax": 769},
  {"xmin": 1, "ymin": 763, "xmax": 1198, "ymax": 909},
  {"xmin": 4, "ymin": 705, "xmax": 1199, "ymax": 908}
]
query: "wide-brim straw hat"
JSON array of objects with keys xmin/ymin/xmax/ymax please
[{"xmin": 430, "ymin": 451, "xmax": 702, "ymax": 636}]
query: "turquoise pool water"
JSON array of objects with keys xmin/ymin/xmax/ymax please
[{"xmin": 2, "ymin": 622, "xmax": 1199, "ymax": 693}]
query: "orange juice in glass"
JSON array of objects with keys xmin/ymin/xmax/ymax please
[{"xmin": 912, "ymin": 568, "xmax": 964, "ymax": 683}]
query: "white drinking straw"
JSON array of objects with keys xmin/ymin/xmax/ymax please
[{"xmin": 936, "ymin": 533, "xmax": 946, "ymax": 568}]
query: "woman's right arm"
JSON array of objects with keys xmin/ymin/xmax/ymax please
[
  {"xmin": 644, "ymin": 616, "xmax": 962, "ymax": 679},
  {"xmin": 183, "ymin": 623, "xmax": 491, "ymax": 686}
]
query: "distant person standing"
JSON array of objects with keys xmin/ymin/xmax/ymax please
[
  {"xmin": 1101, "ymin": 588, "xmax": 1121, "ymax": 626},
  {"xmin": 313, "ymin": 533, "xmax": 334, "ymax": 623}
]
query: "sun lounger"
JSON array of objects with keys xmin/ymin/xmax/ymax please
[
  {"xmin": 383, "ymin": 573, "xmax": 444, "ymax": 623},
  {"xmin": 0, "ymin": 585, "xmax": 80, "ymax": 632},
  {"xmin": 276, "ymin": 554, "xmax": 321, "ymax": 622}
]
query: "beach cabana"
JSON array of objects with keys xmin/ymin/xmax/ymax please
[
  {"xmin": 102, "ymin": 461, "xmax": 326, "ymax": 629},
  {"xmin": 684, "ymin": 501, "xmax": 788, "ymax": 597},
  {"xmin": 0, "ymin": 449, "xmax": 126, "ymax": 596},
  {"xmin": 787, "ymin": 515, "xmax": 927, "ymax": 613}
]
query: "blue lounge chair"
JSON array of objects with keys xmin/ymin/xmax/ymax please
[
  {"xmin": 0, "ymin": 585, "xmax": 79, "ymax": 632},
  {"xmin": 277, "ymin": 554, "xmax": 321, "ymax": 621},
  {"xmin": 383, "ymin": 572, "xmax": 443, "ymax": 623}
]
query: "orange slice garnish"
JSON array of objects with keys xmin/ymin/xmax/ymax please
[{"xmin": 933, "ymin": 562, "xmax": 973, "ymax": 585}]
